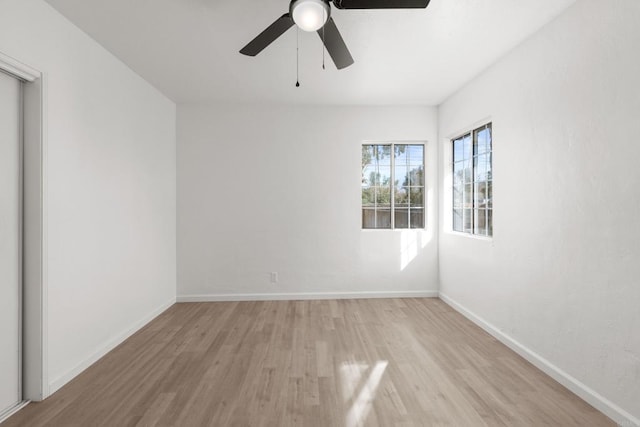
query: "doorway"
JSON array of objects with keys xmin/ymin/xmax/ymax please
[
  {"xmin": 0, "ymin": 52, "xmax": 46, "ymax": 416},
  {"xmin": 0, "ymin": 70, "xmax": 23, "ymax": 419}
]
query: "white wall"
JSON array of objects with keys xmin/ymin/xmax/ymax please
[
  {"xmin": 0, "ymin": 0, "xmax": 177, "ymax": 395},
  {"xmin": 178, "ymin": 105, "xmax": 438, "ymax": 300},
  {"xmin": 438, "ymin": 0, "xmax": 640, "ymax": 423}
]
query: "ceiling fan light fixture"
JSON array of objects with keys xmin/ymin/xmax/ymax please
[{"xmin": 291, "ymin": 0, "xmax": 330, "ymax": 32}]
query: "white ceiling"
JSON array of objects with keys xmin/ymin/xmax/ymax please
[{"xmin": 45, "ymin": 0, "xmax": 575, "ymax": 105}]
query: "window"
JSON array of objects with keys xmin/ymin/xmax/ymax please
[
  {"xmin": 362, "ymin": 143, "xmax": 425, "ymax": 229},
  {"xmin": 452, "ymin": 123, "xmax": 492, "ymax": 236}
]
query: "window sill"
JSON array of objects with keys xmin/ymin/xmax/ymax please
[
  {"xmin": 445, "ymin": 230, "xmax": 493, "ymax": 242},
  {"xmin": 361, "ymin": 228, "xmax": 427, "ymax": 232}
]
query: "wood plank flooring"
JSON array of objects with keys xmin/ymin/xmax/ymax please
[{"xmin": 4, "ymin": 299, "xmax": 613, "ymax": 426}]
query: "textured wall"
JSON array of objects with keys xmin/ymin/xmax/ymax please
[
  {"xmin": 0, "ymin": 0, "xmax": 177, "ymax": 394},
  {"xmin": 438, "ymin": 0, "xmax": 640, "ymax": 422}
]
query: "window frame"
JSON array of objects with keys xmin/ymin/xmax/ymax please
[
  {"xmin": 451, "ymin": 123, "xmax": 493, "ymax": 238},
  {"xmin": 361, "ymin": 141, "xmax": 426, "ymax": 230}
]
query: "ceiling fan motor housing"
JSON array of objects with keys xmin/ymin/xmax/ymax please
[{"xmin": 290, "ymin": 0, "xmax": 331, "ymax": 32}]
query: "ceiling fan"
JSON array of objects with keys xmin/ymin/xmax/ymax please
[{"xmin": 240, "ymin": 0, "xmax": 431, "ymax": 70}]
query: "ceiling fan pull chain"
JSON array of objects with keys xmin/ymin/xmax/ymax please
[
  {"xmin": 296, "ymin": 26, "xmax": 300, "ymax": 87},
  {"xmin": 322, "ymin": 9, "xmax": 326, "ymax": 70}
]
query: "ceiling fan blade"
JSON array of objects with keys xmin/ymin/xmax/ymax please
[
  {"xmin": 332, "ymin": 0, "xmax": 430, "ymax": 9},
  {"xmin": 240, "ymin": 14, "xmax": 294, "ymax": 56},
  {"xmin": 317, "ymin": 18, "xmax": 354, "ymax": 70}
]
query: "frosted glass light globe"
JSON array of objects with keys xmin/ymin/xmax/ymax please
[{"xmin": 291, "ymin": 0, "xmax": 330, "ymax": 32}]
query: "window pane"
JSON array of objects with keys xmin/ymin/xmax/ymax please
[
  {"xmin": 408, "ymin": 166, "xmax": 424, "ymax": 186},
  {"xmin": 409, "ymin": 187, "xmax": 424, "ymax": 207},
  {"xmin": 474, "ymin": 154, "xmax": 488, "ymax": 181},
  {"xmin": 362, "ymin": 164, "xmax": 375, "ymax": 186},
  {"xmin": 363, "ymin": 145, "xmax": 377, "ymax": 230},
  {"xmin": 474, "ymin": 181, "xmax": 489, "ymax": 209},
  {"xmin": 464, "ymin": 183, "xmax": 472, "ymax": 208},
  {"xmin": 453, "ymin": 138, "xmax": 464, "ymax": 162},
  {"xmin": 362, "ymin": 165, "xmax": 391, "ymax": 186},
  {"xmin": 462, "ymin": 134, "xmax": 472, "ymax": 160},
  {"xmin": 410, "ymin": 209, "xmax": 424, "ymax": 229},
  {"xmin": 474, "ymin": 128, "xmax": 482, "ymax": 155},
  {"xmin": 464, "ymin": 161, "xmax": 473, "ymax": 183},
  {"xmin": 395, "ymin": 208, "xmax": 409, "ymax": 229},
  {"xmin": 453, "ymin": 209, "xmax": 463, "ymax": 232},
  {"xmin": 407, "ymin": 145, "xmax": 424, "ymax": 165},
  {"xmin": 376, "ymin": 145, "xmax": 392, "ymax": 165},
  {"xmin": 362, "ymin": 145, "xmax": 375, "ymax": 185},
  {"xmin": 394, "ymin": 165, "xmax": 408, "ymax": 187},
  {"xmin": 474, "ymin": 209, "xmax": 487, "ymax": 236},
  {"xmin": 394, "ymin": 144, "xmax": 407, "ymax": 165},
  {"xmin": 372, "ymin": 166, "xmax": 391, "ymax": 186},
  {"xmin": 475, "ymin": 127, "xmax": 490, "ymax": 155},
  {"xmin": 376, "ymin": 208, "xmax": 391, "ymax": 229},
  {"xmin": 479, "ymin": 124, "xmax": 492, "ymax": 154},
  {"xmin": 375, "ymin": 186, "xmax": 391, "ymax": 205},
  {"xmin": 362, "ymin": 145, "xmax": 374, "ymax": 165},
  {"xmin": 453, "ymin": 185, "xmax": 463, "ymax": 209},
  {"xmin": 362, "ymin": 208, "xmax": 376, "ymax": 229},
  {"xmin": 394, "ymin": 186, "xmax": 408, "ymax": 207},
  {"xmin": 463, "ymin": 209, "xmax": 473, "ymax": 233},
  {"xmin": 362, "ymin": 187, "xmax": 375, "ymax": 206},
  {"xmin": 453, "ymin": 164, "xmax": 464, "ymax": 187},
  {"xmin": 486, "ymin": 152, "xmax": 493, "ymax": 181}
]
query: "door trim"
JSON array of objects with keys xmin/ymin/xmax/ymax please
[
  {"xmin": 0, "ymin": 51, "xmax": 48, "ymax": 402},
  {"xmin": 0, "ymin": 53, "xmax": 39, "ymax": 82}
]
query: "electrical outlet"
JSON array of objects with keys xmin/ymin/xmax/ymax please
[{"xmin": 270, "ymin": 272, "xmax": 278, "ymax": 283}]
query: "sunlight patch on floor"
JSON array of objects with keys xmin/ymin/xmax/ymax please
[
  {"xmin": 339, "ymin": 362, "xmax": 369, "ymax": 403},
  {"xmin": 340, "ymin": 360, "xmax": 389, "ymax": 427}
]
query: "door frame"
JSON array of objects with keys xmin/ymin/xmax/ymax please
[{"xmin": 0, "ymin": 51, "xmax": 48, "ymax": 403}]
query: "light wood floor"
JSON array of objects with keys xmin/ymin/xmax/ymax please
[{"xmin": 4, "ymin": 299, "xmax": 613, "ymax": 426}]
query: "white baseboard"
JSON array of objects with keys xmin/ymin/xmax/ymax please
[
  {"xmin": 177, "ymin": 290, "xmax": 439, "ymax": 302},
  {"xmin": 48, "ymin": 298, "xmax": 176, "ymax": 395},
  {"xmin": 439, "ymin": 292, "xmax": 640, "ymax": 427}
]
